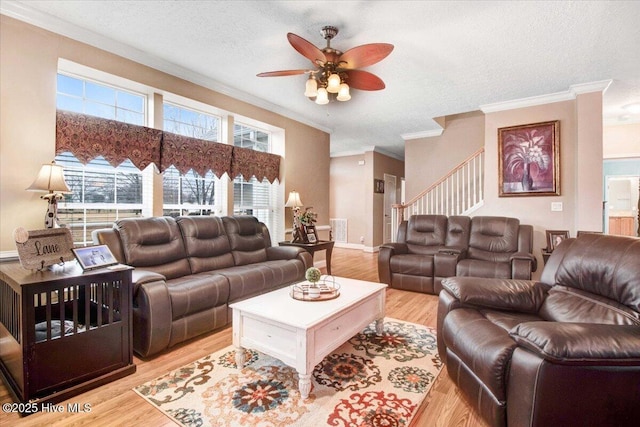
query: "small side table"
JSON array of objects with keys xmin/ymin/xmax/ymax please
[
  {"xmin": 542, "ymin": 249, "xmax": 552, "ymax": 265},
  {"xmin": 279, "ymin": 240, "xmax": 335, "ymax": 275}
]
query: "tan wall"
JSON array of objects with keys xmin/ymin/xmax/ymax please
[
  {"xmin": 604, "ymin": 122, "xmax": 640, "ymax": 158},
  {"xmin": 404, "ymin": 111, "xmax": 485, "ymax": 200},
  {"xmin": 329, "ymin": 154, "xmax": 368, "ymax": 246},
  {"xmin": 0, "ymin": 16, "xmax": 330, "ymax": 253},
  {"xmin": 372, "ymin": 151, "xmax": 404, "ymax": 247},
  {"xmin": 404, "ymin": 95, "xmax": 606, "ymax": 279},
  {"xmin": 330, "ymin": 151, "xmax": 404, "ymax": 249}
]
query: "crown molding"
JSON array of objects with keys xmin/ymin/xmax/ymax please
[
  {"xmin": 401, "ymin": 128, "xmax": 444, "ymax": 140},
  {"xmin": 0, "ymin": 1, "xmax": 332, "ymax": 134},
  {"xmin": 330, "ymin": 145, "xmax": 404, "ymax": 161},
  {"xmin": 480, "ymin": 80, "xmax": 613, "ymax": 113}
]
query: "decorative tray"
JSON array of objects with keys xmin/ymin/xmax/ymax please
[{"xmin": 290, "ymin": 276, "xmax": 341, "ymax": 301}]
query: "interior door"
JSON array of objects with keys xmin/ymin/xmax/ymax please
[{"xmin": 383, "ymin": 174, "xmax": 397, "ymax": 243}]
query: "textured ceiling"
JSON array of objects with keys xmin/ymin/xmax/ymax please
[{"xmin": 4, "ymin": 0, "xmax": 640, "ymax": 159}]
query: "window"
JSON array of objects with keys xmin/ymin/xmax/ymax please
[
  {"xmin": 56, "ymin": 73, "xmax": 148, "ymax": 244},
  {"xmin": 233, "ymin": 124, "xmax": 283, "ymax": 239},
  {"xmin": 162, "ymin": 103, "xmax": 224, "ymax": 216}
]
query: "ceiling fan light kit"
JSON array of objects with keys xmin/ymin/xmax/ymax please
[{"xmin": 258, "ymin": 25, "xmax": 393, "ymax": 104}]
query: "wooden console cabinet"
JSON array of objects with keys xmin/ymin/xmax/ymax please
[
  {"xmin": 0, "ymin": 261, "xmax": 135, "ymax": 413},
  {"xmin": 609, "ymin": 216, "xmax": 635, "ymax": 236}
]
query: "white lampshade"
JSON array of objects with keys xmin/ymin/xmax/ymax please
[
  {"xmin": 337, "ymin": 83, "xmax": 351, "ymax": 101},
  {"xmin": 304, "ymin": 76, "xmax": 318, "ymax": 97},
  {"xmin": 315, "ymin": 87, "xmax": 329, "ymax": 105},
  {"xmin": 27, "ymin": 161, "xmax": 71, "ymax": 193},
  {"xmin": 284, "ymin": 190, "xmax": 303, "ymax": 208},
  {"xmin": 326, "ymin": 73, "xmax": 341, "ymax": 93}
]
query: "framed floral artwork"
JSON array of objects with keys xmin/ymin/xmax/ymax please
[{"xmin": 498, "ymin": 120, "xmax": 560, "ymax": 197}]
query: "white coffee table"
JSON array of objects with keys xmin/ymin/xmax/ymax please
[{"xmin": 230, "ymin": 277, "xmax": 387, "ymax": 399}]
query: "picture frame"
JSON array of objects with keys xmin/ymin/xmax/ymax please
[
  {"xmin": 304, "ymin": 225, "xmax": 318, "ymax": 243},
  {"xmin": 576, "ymin": 230, "xmax": 603, "ymax": 237},
  {"xmin": 546, "ymin": 230, "xmax": 570, "ymax": 251},
  {"xmin": 374, "ymin": 179, "xmax": 385, "ymax": 194},
  {"xmin": 498, "ymin": 120, "xmax": 560, "ymax": 197},
  {"xmin": 72, "ymin": 245, "xmax": 119, "ymax": 270}
]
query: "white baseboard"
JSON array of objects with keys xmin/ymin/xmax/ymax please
[{"xmin": 333, "ymin": 243, "xmax": 379, "ymax": 253}]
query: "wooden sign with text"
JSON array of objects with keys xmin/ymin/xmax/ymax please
[{"xmin": 14, "ymin": 227, "xmax": 75, "ymax": 270}]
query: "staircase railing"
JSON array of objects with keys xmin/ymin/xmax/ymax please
[{"xmin": 391, "ymin": 148, "xmax": 485, "ymax": 241}]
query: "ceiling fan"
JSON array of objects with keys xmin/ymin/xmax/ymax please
[{"xmin": 257, "ymin": 26, "xmax": 393, "ymax": 104}]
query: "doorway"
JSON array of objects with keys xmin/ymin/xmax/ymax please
[
  {"xmin": 604, "ymin": 175, "xmax": 639, "ymax": 236},
  {"xmin": 383, "ymin": 174, "xmax": 397, "ymax": 243}
]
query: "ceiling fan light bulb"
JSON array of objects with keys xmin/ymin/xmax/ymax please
[
  {"xmin": 304, "ymin": 77, "xmax": 318, "ymax": 97},
  {"xmin": 337, "ymin": 83, "xmax": 351, "ymax": 101},
  {"xmin": 327, "ymin": 73, "xmax": 341, "ymax": 93},
  {"xmin": 315, "ymin": 87, "xmax": 329, "ymax": 105}
]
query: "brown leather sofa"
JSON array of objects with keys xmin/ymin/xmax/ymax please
[
  {"xmin": 437, "ymin": 234, "xmax": 640, "ymax": 427},
  {"xmin": 378, "ymin": 215, "xmax": 536, "ymax": 294},
  {"xmin": 93, "ymin": 215, "xmax": 311, "ymax": 357}
]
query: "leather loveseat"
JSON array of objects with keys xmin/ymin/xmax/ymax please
[
  {"xmin": 378, "ymin": 215, "xmax": 536, "ymax": 294},
  {"xmin": 437, "ymin": 234, "xmax": 640, "ymax": 427},
  {"xmin": 93, "ymin": 215, "xmax": 311, "ymax": 357}
]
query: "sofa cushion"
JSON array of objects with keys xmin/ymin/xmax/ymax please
[
  {"xmin": 456, "ymin": 258, "xmax": 511, "ymax": 279},
  {"xmin": 467, "ymin": 216, "xmax": 519, "ymax": 262},
  {"xmin": 165, "ymin": 273, "xmax": 230, "ymax": 320},
  {"xmin": 215, "ymin": 264, "xmax": 279, "ymax": 303},
  {"xmin": 176, "ymin": 216, "xmax": 235, "ymax": 273},
  {"xmin": 116, "ymin": 216, "xmax": 191, "ymax": 279},
  {"xmin": 539, "ymin": 286, "xmax": 640, "ymax": 325},
  {"xmin": 406, "ymin": 215, "xmax": 447, "ymax": 254},
  {"xmin": 390, "ymin": 254, "xmax": 435, "ymax": 276},
  {"xmin": 222, "ymin": 216, "xmax": 268, "ymax": 266},
  {"xmin": 551, "ymin": 234, "xmax": 640, "ymax": 312}
]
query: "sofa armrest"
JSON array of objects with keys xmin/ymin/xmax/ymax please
[
  {"xmin": 377, "ymin": 243, "xmax": 408, "ymax": 284},
  {"xmin": 132, "ymin": 277, "xmax": 172, "ymax": 357},
  {"xmin": 380, "ymin": 242, "xmax": 408, "ymax": 255},
  {"xmin": 131, "ymin": 269, "xmax": 166, "ymax": 296},
  {"xmin": 441, "ymin": 277, "xmax": 550, "ymax": 313},
  {"xmin": 511, "ymin": 322, "xmax": 640, "ymax": 364},
  {"xmin": 267, "ymin": 245, "xmax": 304, "ymax": 260},
  {"xmin": 434, "ymin": 251, "xmax": 462, "ymax": 278},
  {"xmin": 266, "ymin": 246, "xmax": 312, "ymax": 270},
  {"xmin": 510, "ymin": 251, "xmax": 537, "ymax": 278},
  {"xmin": 438, "ymin": 246, "xmax": 466, "ymax": 256}
]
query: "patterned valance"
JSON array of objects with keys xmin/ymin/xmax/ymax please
[
  {"xmin": 161, "ymin": 132, "xmax": 233, "ymax": 178},
  {"xmin": 56, "ymin": 110, "xmax": 162, "ymax": 170},
  {"xmin": 231, "ymin": 146, "xmax": 281, "ymax": 183},
  {"xmin": 55, "ymin": 111, "xmax": 282, "ymax": 182}
]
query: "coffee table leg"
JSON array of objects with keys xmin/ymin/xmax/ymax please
[
  {"xmin": 235, "ymin": 347, "xmax": 246, "ymax": 368},
  {"xmin": 298, "ymin": 372, "xmax": 311, "ymax": 399},
  {"xmin": 375, "ymin": 318, "xmax": 384, "ymax": 335}
]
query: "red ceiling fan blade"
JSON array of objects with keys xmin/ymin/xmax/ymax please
[
  {"xmin": 287, "ymin": 33, "xmax": 326, "ymax": 65},
  {"xmin": 346, "ymin": 70, "xmax": 386, "ymax": 91},
  {"xmin": 257, "ymin": 69, "xmax": 309, "ymax": 77},
  {"xmin": 339, "ymin": 43, "xmax": 394, "ymax": 69}
]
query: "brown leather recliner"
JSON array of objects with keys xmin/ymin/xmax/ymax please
[
  {"xmin": 94, "ymin": 215, "xmax": 311, "ymax": 357},
  {"xmin": 378, "ymin": 215, "xmax": 536, "ymax": 294},
  {"xmin": 437, "ymin": 234, "xmax": 640, "ymax": 427}
]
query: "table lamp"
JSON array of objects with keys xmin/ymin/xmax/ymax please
[
  {"xmin": 27, "ymin": 161, "xmax": 71, "ymax": 228},
  {"xmin": 285, "ymin": 191, "xmax": 304, "ymax": 242}
]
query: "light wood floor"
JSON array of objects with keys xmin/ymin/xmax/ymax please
[{"xmin": 1, "ymin": 248, "xmax": 487, "ymax": 427}]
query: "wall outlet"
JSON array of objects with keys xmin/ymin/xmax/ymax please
[
  {"xmin": 551, "ymin": 202, "xmax": 563, "ymax": 211},
  {"xmin": 360, "ymin": 236, "xmax": 365, "ymax": 243}
]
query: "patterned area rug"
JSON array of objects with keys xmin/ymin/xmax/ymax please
[{"xmin": 134, "ymin": 318, "xmax": 442, "ymax": 427}]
